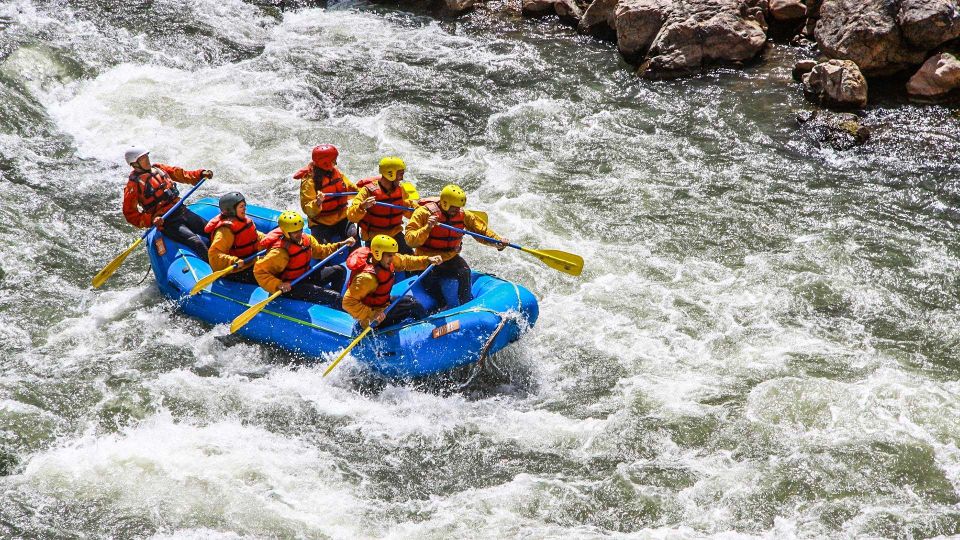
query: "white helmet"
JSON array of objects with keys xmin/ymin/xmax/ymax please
[{"xmin": 124, "ymin": 146, "xmax": 149, "ymax": 165}]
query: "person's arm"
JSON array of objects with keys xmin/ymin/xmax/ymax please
[
  {"xmin": 343, "ymin": 273, "xmax": 380, "ymax": 326},
  {"xmin": 393, "ymin": 254, "xmax": 436, "ymax": 272},
  {"xmin": 209, "ymin": 227, "xmax": 240, "ymax": 270},
  {"xmin": 253, "ymin": 250, "xmax": 287, "ymax": 293},
  {"xmin": 154, "ymin": 163, "xmax": 205, "ymax": 185},
  {"xmin": 299, "ymin": 174, "xmax": 321, "ymax": 223},
  {"xmin": 121, "ymin": 181, "xmax": 152, "ymax": 228},
  {"xmin": 346, "ymin": 186, "xmax": 371, "ymax": 223},
  {"xmin": 400, "ymin": 189, "xmax": 415, "ymax": 219},
  {"xmin": 340, "ymin": 170, "xmax": 358, "ymax": 192},
  {"xmin": 464, "ymin": 211, "xmax": 503, "ymax": 246},
  {"xmin": 309, "ymin": 235, "xmax": 352, "ymax": 259},
  {"xmin": 404, "ymin": 207, "xmax": 433, "ymax": 248}
]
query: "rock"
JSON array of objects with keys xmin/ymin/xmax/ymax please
[
  {"xmin": 613, "ymin": 0, "xmax": 768, "ymax": 76},
  {"xmin": 578, "ymin": 0, "xmax": 620, "ymax": 39},
  {"xmin": 522, "ymin": 0, "xmax": 586, "ymax": 21},
  {"xmin": 441, "ymin": 0, "xmax": 477, "ymax": 13},
  {"xmin": 801, "ymin": 59, "xmax": 868, "ymax": 108},
  {"xmin": 769, "ymin": 0, "xmax": 806, "ymax": 21},
  {"xmin": 796, "ymin": 109, "xmax": 871, "ymax": 149},
  {"xmin": 898, "ymin": 0, "xmax": 960, "ymax": 50},
  {"xmin": 814, "ymin": 0, "xmax": 927, "ymax": 76},
  {"xmin": 907, "ymin": 52, "xmax": 960, "ymax": 97},
  {"xmin": 615, "ymin": 0, "xmax": 670, "ymax": 63},
  {"xmin": 792, "ymin": 59, "xmax": 817, "ymax": 81}
]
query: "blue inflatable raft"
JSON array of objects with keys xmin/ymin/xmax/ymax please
[{"xmin": 146, "ymin": 198, "xmax": 539, "ymax": 378}]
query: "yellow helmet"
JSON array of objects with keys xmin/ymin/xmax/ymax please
[
  {"xmin": 439, "ymin": 184, "xmax": 467, "ymax": 211},
  {"xmin": 370, "ymin": 234, "xmax": 399, "ymax": 261},
  {"xmin": 378, "ymin": 156, "xmax": 406, "ymax": 181},
  {"xmin": 278, "ymin": 210, "xmax": 304, "ymax": 236}
]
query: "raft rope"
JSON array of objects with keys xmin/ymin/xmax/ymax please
[{"xmin": 136, "ymin": 265, "xmax": 152, "ymax": 285}]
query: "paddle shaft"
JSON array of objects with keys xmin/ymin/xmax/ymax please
[
  {"xmin": 372, "ymin": 263, "xmax": 435, "ymax": 329},
  {"xmin": 228, "ymin": 243, "xmax": 350, "ymax": 334},
  {"xmin": 91, "ymin": 178, "xmax": 208, "ymax": 288},
  {"xmin": 322, "ymin": 264, "xmax": 436, "ymax": 377},
  {"xmin": 290, "ymin": 243, "xmax": 350, "ymax": 288},
  {"xmin": 233, "ymin": 249, "xmax": 267, "ymax": 269},
  {"xmin": 143, "ymin": 178, "xmax": 208, "ymax": 239}
]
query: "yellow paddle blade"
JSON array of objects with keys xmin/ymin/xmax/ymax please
[
  {"xmin": 190, "ymin": 266, "xmax": 234, "ymax": 296},
  {"xmin": 230, "ymin": 290, "xmax": 282, "ymax": 334},
  {"xmin": 520, "ymin": 247, "xmax": 584, "ymax": 277},
  {"xmin": 323, "ymin": 326, "xmax": 373, "ymax": 377},
  {"xmin": 92, "ymin": 237, "xmax": 144, "ymax": 288},
  {"xmin": 401, "ymin": 182, "xmax": 420, "ymax": 200}
]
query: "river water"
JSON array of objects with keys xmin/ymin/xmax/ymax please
[{"xmin": 2, "ymin": 0, "xmax": 960, "ymax": 538}]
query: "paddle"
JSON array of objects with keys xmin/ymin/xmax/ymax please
[
  {"xmin": 92, "ymin": 178, "xmax": 207, "ymax": 289},
  {"xmin": 376, "ymin": 202, "xmax": 583, "ymax": 276},
  {"xmin": 322, "ymin": 264, "xmax": 436, "ymax": 377},
  {"xmin": 189, "ymin": 249, "xmax": 267, "ymax": 296},
  {"xmin": 229, "ymin": 244, "xmax": 350, "ymax": 334}
]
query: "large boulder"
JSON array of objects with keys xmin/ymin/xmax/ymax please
[
  {"xmin": 814, "ymin": 0, "xmax": 927, "ymax": 75},
  {"xmin": 907, "ymin": 52, "xmax": 960, "ymax": 96},
  {"xmin": 613, "ymin": 0, "xmax": 768, "ymax": 77},
  {"xmin": 897, "ymin": 0, "xmax": 960, "ymax": 50},
  {"xmin": 801, "ymin": 59, "xmax": 868, "ymax": 108}
]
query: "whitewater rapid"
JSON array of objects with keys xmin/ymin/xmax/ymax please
[{"xmin": 2, "ymin": 0, "xmax": 960, "ymax": 537}]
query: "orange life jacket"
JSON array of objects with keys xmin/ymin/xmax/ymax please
[
  {"xmin": 418, "ymin": 197, "xmax": 465, "ymax": 251},
  {"xmin": 356, "ymin": 176, "xmax": 406, "ymax": 233},
  {"xmin": 347, "ymin": 247, "xmax": 394, "ymax": 308},
  {"xmin": 261, "ymin": 228, "xmax": 313, "ymax": 281},
  {"xmin": 294, "ymin": 164, "xmax": 350, "ymax": 220},
  {"xmin": 204, "ymin": 214, "xmax": 259, "ymax": 258},
  {"xmin": 128, "ymin": 167, "xmax": 180, "ymax": 217}
]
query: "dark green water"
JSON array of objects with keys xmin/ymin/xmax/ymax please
[{"xmin": 1, "ymin": 0, "xmax": 959, "ymax": 537}]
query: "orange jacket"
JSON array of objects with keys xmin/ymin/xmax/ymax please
[
  {"xmin": 405, "ymin": 206, "xmax": 501, "ymax": 262},
  {"xmin": 208, "ymin": 227, "xmax": 266, "ymax": 272},
  {"xmin": 346, "ymin": 176, "xmax": 414, "ymax": 241},
  {"xmin": 122, "ymin": 164, "xmax": 204, "ymax": 228},
  {"xmin": 253, "ymin": 234, "xmax": 344, "ymax": 293},
  {"xmin": 342, "ymin": 254, "xmax": 432, "ymax": 327},
  {"xmin": 296, "ymin": 165, "xmax": 358, "ymax": 227}
]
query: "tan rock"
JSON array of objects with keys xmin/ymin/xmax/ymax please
[
  {"xmin": 578, "ymin": 0, "xmax": 620, "ymax": 38},
  {"xmin": 522, "ymin": 0, "xmax": 586, "ymax": 22},
  {"xmin": 615, "ymin": 0, "xmax": 670, "ymax": 63},
  {"xmin": 802, "ymin": 58, "xmax": 868, "ymax": 108},
  {"xmin": 907, "ymin": 52, "xmax": 960, "ymax": 97},
  {"xmin": 769, "ymin": 0, "xmax": 806, "ymax": 21}
]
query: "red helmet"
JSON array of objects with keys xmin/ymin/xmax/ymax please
[{"xmin": 312, "ymin": 144, "xmax": 338, "ymax": 169}]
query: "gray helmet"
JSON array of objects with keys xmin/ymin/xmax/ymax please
[{"xmin": 219, "ymin": 192, "xmax": 245, "ymax": 216}]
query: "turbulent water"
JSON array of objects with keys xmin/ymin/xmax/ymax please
[{"xmin": 2, "ymin": 0, "xmax": 960, "ymax": 537}]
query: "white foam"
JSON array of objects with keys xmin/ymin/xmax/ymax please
[{"xmin": 18, "ymin": 411, "xmax": 371, "ymax": 537}]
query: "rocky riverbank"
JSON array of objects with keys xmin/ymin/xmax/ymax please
[{"xmin": 417, "ymin": 0, "xmax": 960, "ymax": 110}]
